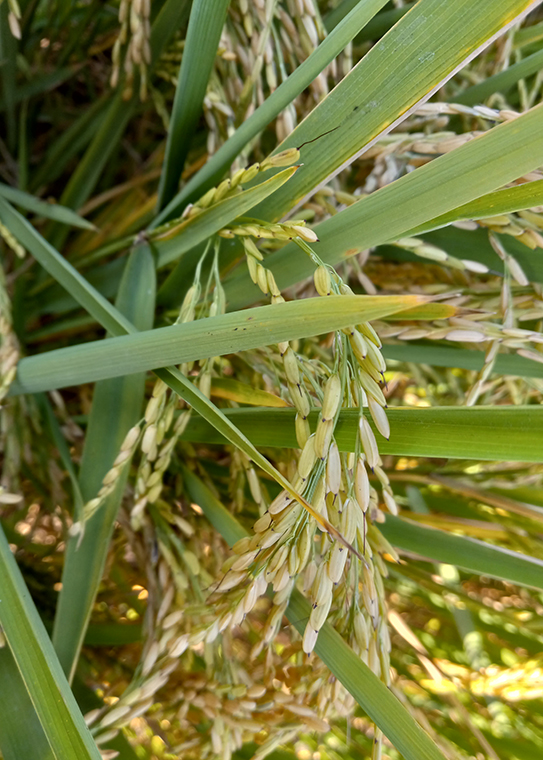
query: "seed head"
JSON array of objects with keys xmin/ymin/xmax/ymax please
[
  {"xmin": 314, "ymin": 265, "xmax": 332, "ymax": 296},
  {"xmin": 321, "ymin": 374, "xmax": 342, "ymax": 421}
]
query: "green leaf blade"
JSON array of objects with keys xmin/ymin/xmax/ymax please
[
  {"xmin": 405, "ymin": 178, "xmax": 543, "ymax": 237},
  {"xmin": 180, "ymin": 405, "xmax": 543, "ymax": 462},
  {"xmin": 0, "ymin": 524, "xmax": 102, "ymax": 760},
  {"xmin": 157, "ymin": 0, "xmax": 231, "ymax": 209},
  {"xmin": 11, "ymin": 295, "xmax": 427, "ymax": 394},
  {"xmin": 381, "ymin": 516, "xmax": 543, "ymax": 591},
  {"xmin": 0, "ymin": 646, "xmax": 54, "ymax": 760},
  {"xmin": 382, "ymin": 343, "xmax": 543, "ymax": 380},
  {"xmin": 0, "ymin": 183, "xmax": 96, "ymax": 229}
]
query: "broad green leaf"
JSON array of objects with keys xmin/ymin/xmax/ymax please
[
  {"xmin": 248, "ymin": 0, "xmax": 537, "ymax": 223},
  {"xmin": 157, "ymin": 0, "xmax": 231, "ymax": 209},
  {"xmin": 382, "ymin": 343, "xmax": 543, "ymax": 380},
  {"xmin": 10, "ymin": 294, "xmax": 427, "ymax": 394},
  {"xmin": 405, "ymin": 179, "xmax": 543, "ymax": 237},
  {"xmin": 381, "ymin": 516, "xmax": 543, "ymax": 591},
  {"xmin": 0, "ymin": 523, "xmax": 102, "ymax": 760},
  {"xmin": 52, "ymin": 245, "xmax": 156, "ymax": 681},
  {"xmin": 154, "ymin": 0, "xmax": 390, "ymax": 225},
  {"xmin": 182, "ymin": 468, "xmax": 447, "ymax": 760},
  {"xmin": 153, "ymin": 166, "xmax": 299, "ymax": 268},
  {"xmin": 0, "ymin": 183, "xmax": 96, "ymax": 229},
  {"xmin": 0, "ymin": 647, "xmax": 54, "ymax": 760},
  {"xmin": 180, "ymin": 405, "xmax": 543, "ymax": 462},
  {"xmin": 226, "ymin": 101, "xmax": 543, "ymax": 308},
  {"xmin": 455, "ymin": 48, "xmax": 543, "ymax": 106}
]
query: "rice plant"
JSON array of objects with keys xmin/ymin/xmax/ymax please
[{"xmin": 1, "ymin": 1, "xmax": 543, "ymax": 759}]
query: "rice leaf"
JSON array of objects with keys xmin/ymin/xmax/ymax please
[
  {"xmin": 0, "ymin": 183, "xmax": 96, "ymax": 229},
  {"xmin": 382, "ymin": 343, "xmax": 543, "ymax": 380},
  {"xmin": 10, "ymin": 294, "xmax": 428, "ymax": 394},
  {"xmin": 381, "ymin": 516, "xmax": 543, "ymax": 591},
  {"xmin": 0, "ymin": 523, "xmax": 102, "ymax": 760},
  {"xmin": 0, "ymin": 647, "xmax": 54, "ymax": 760},
  {"xmin": 157, "ymin": 0, "xmax": 231, "ymax": 209},
  {"xmin": 405, "ymin": 179, "xmax": 543, "ymax": 237},
  {"xmin": 179, "ymin": 405, "xmax": 543, "ymax": 462},
  {"xmin": 455, "ymin": 47, "xmax": 543, "ymax": 105}
]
